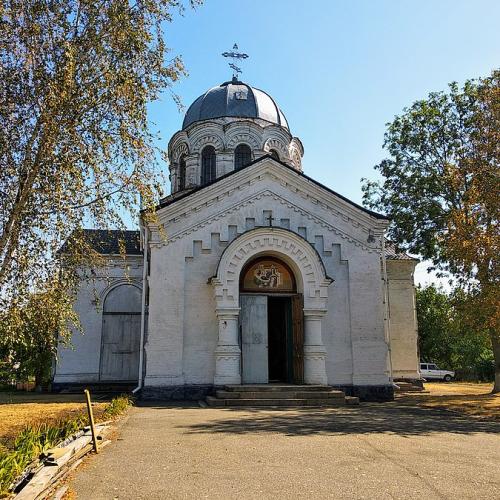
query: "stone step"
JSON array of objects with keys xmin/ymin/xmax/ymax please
[
  {"xmin": 216, "ymin": 390, "xmax": 345, "ymax": 400},
  {"xmin": 394, "ymin": 382, "xmax": 425, "ymax": 392},
  {"xmin": 223, "ymin": 384, "xmax": 330, "ymax": 392},
  {"xmin": 206, "ymin": 396, "xmax": 349, "ymax": 408}
]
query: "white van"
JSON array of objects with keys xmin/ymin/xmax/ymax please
[{"xmin": 420, "ymin": 363, "xmax": 455, "ymax": 382}]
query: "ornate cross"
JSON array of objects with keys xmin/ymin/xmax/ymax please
[{"xmin": 222, "ymin": 43, "xmax": 249, "ymax": 80}]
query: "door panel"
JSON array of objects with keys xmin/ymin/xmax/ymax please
[
  {"xmin": 291, "ymin": 294, "xmax": 304, "ymax": 384},
  {"xmin": 100, "ymin": 314, "xmax": 141, "ymax": 381},
  {"xmin": 240, "ymin": 295, "xmax": 268, "ymax": 383}
]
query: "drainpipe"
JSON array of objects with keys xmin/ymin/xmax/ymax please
[
  {"xmin": 380, "ymin": 236, "xmax": 395, "ymax": 386},
  {"xmin": 132, "ymin": 224, "xmax": 148, "ymax": 395}
]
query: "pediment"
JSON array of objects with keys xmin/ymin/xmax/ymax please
[{"xmin": 150, "ymin": 158, "xmax": 389, "ymax": 252}]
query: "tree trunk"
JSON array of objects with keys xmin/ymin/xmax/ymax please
[{"xmin": 492, "ymin": 333, "xmax": 500, "ymax": 394}]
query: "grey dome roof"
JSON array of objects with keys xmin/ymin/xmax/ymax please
[{"xmin": 182, "ymin": 79, "xmax": 289, "ymax": 130}]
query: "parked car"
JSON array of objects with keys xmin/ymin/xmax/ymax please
[{"xmin": 420, "ymin": 363, "xmax": 455, "ymax": 382}]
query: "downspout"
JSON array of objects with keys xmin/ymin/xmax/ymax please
[
  {"xmin": 380, "ymin": 236, "xmax": 395, "ymax": 386},
  {"xmin": 132, "ymin": 224, "xmax": 148, "ymax": 395}
]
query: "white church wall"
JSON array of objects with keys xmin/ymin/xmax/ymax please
[
  {"xmin": 322, "ymin": 244, "xmax": 353, "ymax": 385},
  {"xmin": 387, "ymin": 259, "xmax": 420, "ymax": 380},
  {"xmin": 53, "ymin": 257, "xmax": 143, "ymax": 385},
  {"xmin": 145, "ymin": 241, "xmax": 186, "ymax": 386},
  {"xmin": 145, "ymin": 160, "xmax": 391, "ymax": 391}
]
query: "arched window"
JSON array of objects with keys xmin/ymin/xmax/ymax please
[
  {"xmin": 100, "ymin": 284, "xmax": 142, "ymax": 381},
  {"xmin": 234, "ymin": 144, "xmax": 252, "ymax": 170},
  {"xmin": 201, "ymin": 146, "xmax": 216, "ymax": 185},
  {"xmin": 178, "ymin": 155, "xmax": 186, "ymax": 191},
  {"xmin": 269, "ymin": 149, "xmax": 280, "ymax": 161}
]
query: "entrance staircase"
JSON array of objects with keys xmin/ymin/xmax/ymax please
[{"xmin": 206, "ymin": 385, "xmax": 359, "ymax": 407}]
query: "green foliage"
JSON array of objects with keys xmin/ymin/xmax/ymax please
[
  {"xmin": 102, "ymin": 394, "xmax": 133, "ymax": 419},
  {"xmin": 416, "ymin": 285, "xmax": 493, "ymax": 381},
  {"xmin": 363, "ymin": 70, "xmax": 499, "ymax": 390},
  {"xmin": 0, "ymin": 416, "xmax": 85, "ymax": 496},
  {"xmin": 0, "ymin": 0, "xmax": 201, "ymax": 309},
  {"xmin": 0, "ymin": 0, "xmax": 203, "ymax": 388},
  {"xmin": 0, "ymin": 279, "xmax": 80, "ymax": 388}
]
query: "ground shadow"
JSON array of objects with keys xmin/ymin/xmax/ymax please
[{"xmin": 136, "ymin": 402, "xmax": 500, "ymax": 437}]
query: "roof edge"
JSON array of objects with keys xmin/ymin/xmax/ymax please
[{"xmin": 153, "ymin": 155, "xmax": 389, "ymax": 221}]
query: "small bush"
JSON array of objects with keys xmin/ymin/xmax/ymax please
[{"xmin": 102, "ymin": 394, "xmax": 133, "ymax": 420}]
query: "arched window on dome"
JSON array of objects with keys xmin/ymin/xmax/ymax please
[
  {"xmin": 234, "ymin": 144, "xmax": 252, "ymax": 170},
  {"xmin": 201, "ymin": 146, "xmax": 216, "ymax": 185},
  {"xmin": 269, "ymin": 149, "xmax": 280, "ymax": 161},
  {"xmin": 178, "ymin": 155, "xmax": 186, "ymax": 190}
]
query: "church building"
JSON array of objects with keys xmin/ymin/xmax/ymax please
[{"xmin": 54, "ymin": 75, "xmax": 421, "ymax": 402}]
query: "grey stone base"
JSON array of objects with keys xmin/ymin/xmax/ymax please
[
  {"xmin": 51, "ymin": 382, "xmax": 136, "ymax": 393},
  {"xmin": 333, "ymin": 384, "xmax": 394, "ymax": 402},
  {"xmin": 140, "ymin": 384, "xmax": 394, "ymax": 402},
  {"xmin": 140, "ymin": 385, "xmax": 214, "ymax": 401}
]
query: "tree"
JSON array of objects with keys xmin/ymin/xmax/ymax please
[
  {"xmin": 363, "ymin": 70, "xmax": 500, "ymax": 392},
  {"xmin": 0, "ymin": 1, "xmax": 201, "ymax": 378},
  {"xmin": 0, "ymin": 1, "xmax": 201, "ymax": 307},
  {"xmin": 416, "ymin": 285, "xmax": 493, "ymax": 380},
  {"xmin": 0, "ymin": 277, "xmax": 79, "ymax": 389},
  {"xmin": 416, "ymin": 285, "xmax": 455, "ymax": 368}
]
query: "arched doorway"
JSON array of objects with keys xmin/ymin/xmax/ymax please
[
  {"xmin": 239, "ymin": 257, "xmax": 304, "ymax": 384},
  {"xmin": 99, "ymin": 284, "xmax": 142, "ymax": 382},
  {"xmin": 212, "ymin": 227, "xmax": 332, "ymax": 386}
]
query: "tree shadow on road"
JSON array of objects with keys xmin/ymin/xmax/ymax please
[{"xmin": 172, "ymin": 404, "xmax": 500, "ymax": 437}]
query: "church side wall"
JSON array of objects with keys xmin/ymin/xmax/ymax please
[
  {"xmin": 145, "ymin": 242, "xmax": 186, "ymax": 388},
  {"xmin": 386, "ymin": 260, "xmax": 421, "ymax": 381},
  {"xmin": 53, "ymin": 257, "xmax": 143, "ymax": 386}
]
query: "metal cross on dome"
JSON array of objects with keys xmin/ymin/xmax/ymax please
[{"xmin": 222, "ymin": 43, "xmax": 249, "ymax": 80}]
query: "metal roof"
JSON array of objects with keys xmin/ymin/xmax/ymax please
[
  {"xmin": 73, "ymin": 229, "xmax": 142, "ymax": 255},
  {"xmin": 182, "ymin": 78, "xmax": 289, "ymax": 130},
  {"xmin": 385, "ymin": 241, "xmax": 418, "ymax": 260}
]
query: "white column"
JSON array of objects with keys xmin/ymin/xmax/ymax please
[
  {"xmin": 217, "ymin": 150, "xmax": 233, "ymax": 177},
  {"xmin": 214, "ymin": 308, "xmax": 241, "ymax": 386},
  {"xmin": 303, "ymin": 309, "xmax": 328, "ymax": 385}
]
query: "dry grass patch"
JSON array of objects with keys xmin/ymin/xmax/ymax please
[
  {"xmin": 398, "ymin": 382, "xmax": 499, "ymax": 419},
  {"xmin": 0, "ymin": 393, "xmax": 108, "ymax": 449}
]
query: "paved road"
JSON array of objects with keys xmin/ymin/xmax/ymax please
[{"xmin": 70, "ymin": 402, "xmax": 500, "ymax": 499}]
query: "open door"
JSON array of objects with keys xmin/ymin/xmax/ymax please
[
  {"xmin": 240, "ymin": 295, "xmax": 269, "ymax": 383},
  {"xmin": 291, "ymin": 294, "xmax": 304, "ymax": 384}
]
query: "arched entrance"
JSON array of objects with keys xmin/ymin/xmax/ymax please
[
  {"xmin": 211, "ymin": 227, "xmax": 333, "ymax": 386},
  {"xmin": 239, "ymin": 257, "xmax": 303, "ymax": 384},
  {"xmin": 99, "ymin": 284, "xmax": 142, "ymax": 381}
]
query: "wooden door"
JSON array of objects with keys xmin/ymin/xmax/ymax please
[
  {"xmin": 100, "ymin": 313, "xmax": 141, "ymax": 381},
  {"xmin": 291, "ymin": 294, "xmax": 304, "ymax": 384},
  {"xmin": 240, "ymin": 295, "xmax": 269, "ymax": 383}
]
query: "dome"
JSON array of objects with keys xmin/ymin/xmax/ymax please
[{"xmin": 182, "ymin": 78, "xmax": 289, "ymax": 130}]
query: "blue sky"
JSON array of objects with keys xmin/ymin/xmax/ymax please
[{"xmin": 148, "ymin": 0, "xmax": 500, "ymax": 286}]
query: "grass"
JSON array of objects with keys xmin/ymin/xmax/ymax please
[
  {"xmin": 398, "ymin": 382, "xmax": 500, "ymax": 419},
  {"xmin": 0, "ymin": 394, "xmax": 132, "ymax": 497},
  {"xmin": 0, "ymin": 393, "xmax": 107, "ymax": 449}
]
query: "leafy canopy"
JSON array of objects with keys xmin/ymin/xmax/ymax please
[
  {"xmin": 363, "ymin": 70, "xmax": 499, "ymax": 391},
  {"xmin": 0, "ymin": 0, "xmax": 200, "ymax": 307},
  {"xmin": 0, "ymin": 0, "xmax": 201, "ymax": 380}
]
